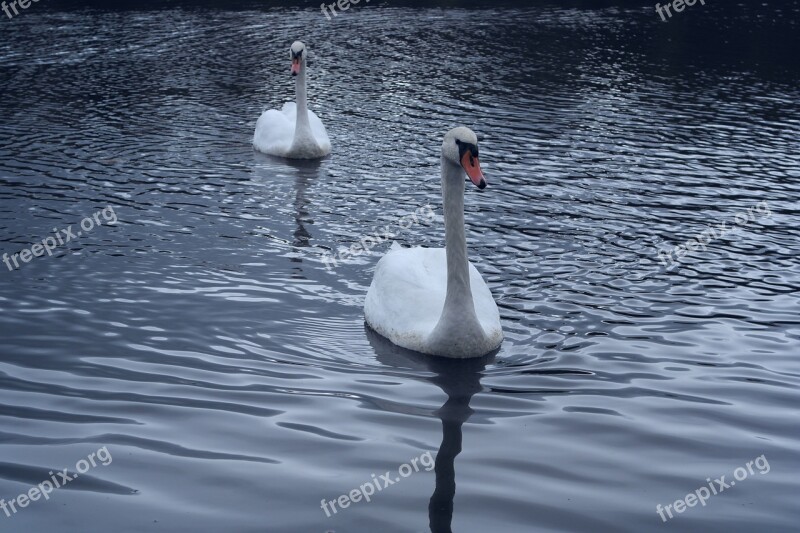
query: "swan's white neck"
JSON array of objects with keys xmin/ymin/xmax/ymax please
[
  {"xmin": 293, "ymin": 63, "xmax": 314, "ymax": 144},
  {"xmin": 427, "ymin": 157, "xmax": 485, "ymax": 353},
  {"xmin": 440, "ymin": 159, "xmax": 473, "ymax": 308},
  {"xmin": 288, "ymin": 61, "xmax": 322, "ymax": 158}
]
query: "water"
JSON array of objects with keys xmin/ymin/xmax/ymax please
[{"xmin": 1, "ymin": 1, "xmax": 799, "ymax": 532}]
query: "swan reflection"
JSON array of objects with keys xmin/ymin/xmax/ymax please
[{"xmin": 367, "ymin": 325, "xmax": 495, "ymax": 533}]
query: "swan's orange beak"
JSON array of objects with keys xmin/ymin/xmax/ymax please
[
  {"xmin": 461, "ymin": 151, "xmax": 486, "ymax": 189},
  {"xmin": 291, "ymin": 58, "xmax": 301, "ymax": 76}
]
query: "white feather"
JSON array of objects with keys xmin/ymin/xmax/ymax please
[
  {"xmin": 365, "ymin": 247, "xmax": 502, "ymax": 356},
  {"xmin": 253, "ymin": 102, "xmax": 331, "ymax": 157}
]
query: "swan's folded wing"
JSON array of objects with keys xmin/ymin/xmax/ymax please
[
  {"xmin": 253, "ymin": 107, "xmax": 294, "ymax": 156},
  {"xmin": 308, "ymin": 109, "xmax": 331, "ymax": 153},
  {"xmin": 280, "ymin": 102, "xmax": 296, "ymax": 118},
  {"xmin": 365, "ymin": 248, "xmax": 447, "ymax": 348},
  {"xmin": 467, "ymin": 262, "xmax": 503, "ymax": 340}
]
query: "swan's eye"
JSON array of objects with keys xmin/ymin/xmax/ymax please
[{"xmin": 456, "ymin": 140, "xmax": 479, "ymax": 161}]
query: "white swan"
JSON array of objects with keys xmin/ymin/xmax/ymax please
[
  {"xmin": 253, "ymin": 41, "xmax": 331, "ymax": 159},
  {"xmin": 365, "ymin": 127, "xmax": 503, "ymax": 358}
]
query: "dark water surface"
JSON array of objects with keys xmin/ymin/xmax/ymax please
[{"xmin": 1, "ymin": 2, "xmax": 799, "ymax": 532}]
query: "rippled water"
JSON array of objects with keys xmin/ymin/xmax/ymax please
[{"xmin": 1, "ymin": 2, "xmax": 799, "ymax": 532}]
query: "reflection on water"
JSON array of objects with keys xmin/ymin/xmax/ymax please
[
  {"xmin": 1, "ymin": 1, "xmax": 799, "ymax": 532},
  {"xmin": 368, "ymin": 326, "xmax": 492, "ymax": 533},
  {"xmin": 281, "ymin": 157, "xmax": 323, "ymax": 274}
]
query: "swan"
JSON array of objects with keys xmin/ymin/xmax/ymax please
[
  {"xmin": 364, "ymin": 127, "xmax": 503, "ymax": 358},
  {"xmin": 253, "ymin": 41, "xmax": 331, "ymax": 159}
]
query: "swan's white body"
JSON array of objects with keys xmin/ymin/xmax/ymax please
[
  {"xmin": 254, "ymin": 102, "xmax": 330, "ymax": 158},
  {"xmin": 254, "ymin": 41, "xmax": 331, "ymax": 159},
  {"xmin": 365, "ymin": 128, "xmax": 503, "ymax": 358},
  {"xmin": 365, "ymin": 245, "xmax": 503, "ymax": 357}
]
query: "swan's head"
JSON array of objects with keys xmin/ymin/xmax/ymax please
[
  {"xmin": 442, "ymin": 127, "xmax": 486, "ymax": 190},
  {"xmin": 290, "ymin": 41, "xmax": 307, "ymax": 76}
]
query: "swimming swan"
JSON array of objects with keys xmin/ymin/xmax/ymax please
[
  {"xmin": 253, "ymin": 41, "xmax": 331, "ymax": 159},
  {"xmin": 364, "ymin": 127, "xmax": 503, "ymax": 358}
]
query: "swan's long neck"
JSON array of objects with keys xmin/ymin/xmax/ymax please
[
  {"xmin": 441, "ymin": 159, "xmax": 473, "ymax": 309},
  {"xmin": 293, "ymin": 63, "xmax": 312, "ymax": 140},
  {"xmin": 428, "ymin": 157, "xmax": 484, "ymax": 350}
]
